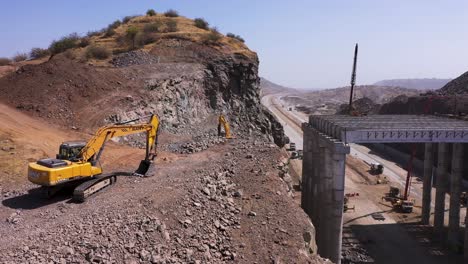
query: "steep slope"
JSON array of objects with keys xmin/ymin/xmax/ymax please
[
  {"xmin": 0, "ymin": 14, "xmax": 286, "ymax": 147},
  {"xmin": 374, "ymin": 78, "xmax": 451, "ymax": 90},
  {"xmin": 438, "ymin": 71, "xmax": 468, "ymax": 95}
]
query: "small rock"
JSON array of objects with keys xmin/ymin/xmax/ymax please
[
  {"xmin": 248, "ymin": 211, "xmax": 257, "ymax": 217},
  {"xmin": 202, "ymin": 188, "xmax": 211, "ymax": 196},
  {"xmin": 233, "ymin": 190, "xmax": 243, "ymax": 197}
]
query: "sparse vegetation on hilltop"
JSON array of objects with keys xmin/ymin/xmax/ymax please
[
  {"xmin": 86, "ymin": 45, "xmax": 111, "ymax": 60},
  {"xmin": 49, "ymin": 33, "xmax": 80, "ymax": 55},
  {"xmin": 29, "ymin": 48, "xmax": 50, "ymax": 59},
  {"xmin": 164, "ymin": 9, "xmax": 179, "ymax": 17},
  {"xmin": 13, "ymin": 53, "xmax": 28, "ymax": 62},
  {"xmin": 194, "ymin": 18, "xmax": 209, "ymax": 30},
  {"xmin": 122, "ymin": 15, "xmax": 138, "ymax": 24},
  {"xmin": 126, "ymin": 26, "xmax": 140, "ymax": 49},
  {"xmin": 146, "ymin": 9, "xmax": 156, "ymax": 16},
  {"xmin": 6, "ymin": 10, "xmax": 255, "ymax": 64},
  {"xmin": 143, "ymin": 22, "xmax": 162, "ymax": 33},
  {"xmin": 165, "ymin": 20, "xmax": 178, "ymax": 32},
  {"xmin": 203, "ymin": 28, "xmax": 222, "ymax": 44},
  {"xmin": 227, "ymin": 33, "xmax": 245, "ymax": 43}
]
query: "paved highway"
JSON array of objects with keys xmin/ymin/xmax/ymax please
[{"xmin": 262, "ymin": 92, "xmax": 462, "ymax": 263}]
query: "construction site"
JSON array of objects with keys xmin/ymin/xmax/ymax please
[{"xmin": 2, "ymin": 3, "xmax": 468, "ymax": 264}]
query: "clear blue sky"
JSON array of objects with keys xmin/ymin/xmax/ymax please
[{"xmin": 1, "ymin": 0, "xmax": 468, "ymax": 88}]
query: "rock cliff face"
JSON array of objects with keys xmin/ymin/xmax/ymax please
[
  {"xmin": 438, "ymin": 71, "xmax": 468, "ymax": 95},
  {"xmin": 0, "ymin": 38, "xmax": 286, "ymax": 147}
]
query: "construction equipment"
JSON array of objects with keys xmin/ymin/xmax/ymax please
[
  {"xmin": 344, "ymin": 193, "xmax": 358, "ymax": 212},
  {"xmin": 289, "ymin": 142, "xmax": 296, "ymax": 151},
  {"xmin": 348, "ymin": 43, "xmax": 358, "ymax": 115},
  {"xmin": 382, "ymin": 186, "xmax": 414, "ymax": 213},
  {"xmin": 218, "ymin": 114, "xmax": 232, "ymax": 139},
  {"xmin": 370, "ymin": 163, "xmax": 384, "ymax": 175},
  {"xmin": 28, "ymin": 115, "xmax": 160, "ymax": 202}
]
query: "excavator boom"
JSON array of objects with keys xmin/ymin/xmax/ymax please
[
  {"xmin": 218, "ymin": 115, "xmax": 232, "ymax": 139},
  {"xmin": 79, "ymin": 115, "xmax": 159, "ymax": 163}
]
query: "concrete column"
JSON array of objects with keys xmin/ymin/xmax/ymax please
[
  {"xmin": 316, "ymin": 143, "xmax": 328, "ymax": 257},
  {"xmin": 421, "ymin": 143, "xmax": 434, "ymax": 225},
  {"xmin": 465, "ymin": 210, "xmax": 468, "ymax": 262},
  {"xmin": 301, "ymin": 125, "xmax": 312, "ymax": 213},
  {"xmin": 310, "ymin": 131, "xmax": 321, "ymax": 228},
  {"xmin": 434, "ymin": 143, "xmax": 449, "ymax": 238},
  {"xmin": 328, "ymin": 145, "xmax": 348, "ymax": 264},
  {"xmin": 448, "ymin": 143, "xmax": 463, "ymax": 248}
]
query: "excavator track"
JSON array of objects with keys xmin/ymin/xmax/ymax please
[{"xmin": 72, "ymin": 174, "xmax": 117, "ymax": 203}]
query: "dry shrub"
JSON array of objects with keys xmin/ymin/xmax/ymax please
[
  {"xmin": 203, "ymin": 27, "xmax": 221, "ymax": 44},
  {"xmin": 165, "ymin": 20, "xmax": 178, "ymax": 32},
  {"xmin": 164, "ymin": 9, "xmax": 179, "ymax": 17},
  {"xmin": 49, "ymin": 33, "xmax": 80, "ymax": 55},
  {"xmin": 226, "ymin": 33, "xmax": 245, "ymax": 43},
  {"xmin": 0, "ymin": 57, "xmax": 11, "ymax": 66},
  {"xmin": 30, "ymin": 48, "xmax": 50, "ymax": 59},
  {"xmin": 86, "ymin": 45, "xmax": 110, "ymax": 60},
  {"xmin": 146, "ymin": 9, "xmax": 156, "ymax": 16},
  {"xmin": 13, "ymin": 53, "xmax": 28, "ymax": 62},
  {"xmin": 194, "ymin": 18, "xmax": 209, "ymax": 30},
  {"xmin": 144, "ymin": 22, "xmax": 162, "ymax": 33}
]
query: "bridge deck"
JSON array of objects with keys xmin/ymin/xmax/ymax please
[{"xmin": 308, "ymin": 115, "xmax": 468, "ymax": 143}]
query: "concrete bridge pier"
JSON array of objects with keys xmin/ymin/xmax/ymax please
[
  {"xmin": 448, "ymin": 143, "xmax": 463, "ymax": 248},
  {"xmin": 434, "ymin": 143, "xmax": 449, "ymax": 239},
  {"xmin": 421, "ymin": 143, "xmax": 434, "ymax": 225},
  {"xmin": 301, "ymin": 124, "xmax": 349, "ymax": 264}
]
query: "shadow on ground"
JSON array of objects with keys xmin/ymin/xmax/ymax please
[
  {"xmin": 2, "ymin": 187, "xmax": 73, "ymax": 210},
  {"xmin": 343, "ymin": 222, "xmax": 464, "ymax": 264}
]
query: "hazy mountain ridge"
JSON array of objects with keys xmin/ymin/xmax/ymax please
[
  {"xmin": 373, "ymin": 78, "xmax": 451, "ymax": 90},
  {"xmin": 260, "ymin": 77, "xmax": 300, "ymax": 95}
]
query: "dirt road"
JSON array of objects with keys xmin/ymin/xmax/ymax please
[{"xmin": 262, "ymin": 93, "xmax": 464, "ymax": 263}]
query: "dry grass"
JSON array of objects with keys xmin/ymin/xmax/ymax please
[{"xmin": 14, "ymin": 13, "xmax": 256, "ymax": 68}]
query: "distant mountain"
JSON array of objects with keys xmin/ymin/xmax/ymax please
[
  {"xmin": 438, "ymin": 71, "xmax": 468, "ymax": 95},
  {"xmin": 260, "ymin": 77, "xmax": 298, "ymax": 95},
  {"xmin": 281, "ymin": 85, "xmax": 420, "ymax": 115},
  {"xmin": 373, "ymin": 78, "xmax": 451, "ymax": 90}
]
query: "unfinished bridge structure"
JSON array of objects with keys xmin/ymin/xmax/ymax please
[{"xmin": 302, "ymin": 115, "xmax": 468, "ymax": 264}]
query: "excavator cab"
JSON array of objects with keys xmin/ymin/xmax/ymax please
[{"xmin": 56, "ymin": 141, "xmax": 86, "ymax": 161}]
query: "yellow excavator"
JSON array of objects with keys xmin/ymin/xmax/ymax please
[
  {"xmin": 218, "ymin": 114, "xmax": 232, "ymax": 139},
  {"xmin": 28, "ymin": 114, "xmax": 160, "ymax": 202}
]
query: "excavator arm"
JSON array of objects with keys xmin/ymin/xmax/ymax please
[
  {"xmin": 78, "ymin": 115, "xmax": 160, "ymax": 163},
  {"xmin": 218, "ymin": 115, "xmax": 232, "ymax": 139}
]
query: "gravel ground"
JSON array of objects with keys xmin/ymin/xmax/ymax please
[{"xmin": 0, "ymin": 138, "xmax": 330, "ymax": 264}]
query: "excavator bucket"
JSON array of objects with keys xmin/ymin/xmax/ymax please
[{"xmin": 135, "ymin": 160, "xmax": 156, "ymax": 177}]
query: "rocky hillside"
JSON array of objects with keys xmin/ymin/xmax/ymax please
[
  {"xmin": 438, "ymin": 71, "xmax": 468, "ymax": 95},
  {"xmin": 281, "ymin": 85, "xmax": 419, "ymax": 115},
  {"xmin": 374, "ymin": 78, "xmax": 451, "ymax": 90},
  {"xmin": 379, "ymin": 70, "xmax": 468, "ymax": 115},
  {"xmin": 0, "ymin": 13, "xmax": 286, "ymax": 147}
]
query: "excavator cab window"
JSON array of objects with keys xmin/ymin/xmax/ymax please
[{"xmin": 56, "ymin": 141, "xmax": 86, "ymax": 161}]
